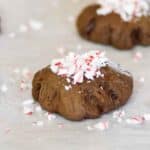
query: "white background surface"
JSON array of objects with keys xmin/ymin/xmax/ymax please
[{"xmin": 0, "ymin": 0, "xmax": 150, "ymax": 150}]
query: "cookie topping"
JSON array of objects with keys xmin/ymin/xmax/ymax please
[
  {"xmin": 50, "ymin": 51, "xmax": 130, "ymax": 84},
  {"xmin": 97, "ymin": 0, "xmax": 150, "ymax": 21}
]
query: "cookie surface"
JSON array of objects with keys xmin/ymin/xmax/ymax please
[
  {"xmin": 32, "ymin": 51, "xmax": 133, "ymax": 121},
  {"xmin": 77, "ymin": 2, "xmax": 150, "ymax": 49}
]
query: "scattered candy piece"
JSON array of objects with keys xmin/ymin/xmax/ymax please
[
  {"xmin": 0, "ymin": 84, "xmax": 8, "ymax": 93},
  {"xmin": 5, "ymin": 128, "xmax": 11, "ymax": 134},
  {"xmin": 143, "ymin": 113, "xmax": 150, "ymax": 121},
  {"xmin": 35, "ymin": 105, "xmax": 42, "ymax": 112},
  {"xmin": 20, "ymin": 82, "xmax": 30, "ymax": 91},
  {"xmin": 126, "ymin": 116, "xmax": 144, "ymax": 125},
  {"xmin": 8, "ymin": 32, "xmax": 16, "ymax": 38},
  {"xmin": 66, "ymin": 78, "xmax": 71, "ymax": 83},
  {"xmin": 23, "ymin": 99, "xmax": 34, "ymax": 115},
  {"xmin": 64, "ymin": 85, "xmax": 72, "ymax": 91},
  {"xmin": 87, "ymin": 126, "xmax": 94, "ymax": 131},
  {"xmin": 22, "ymin": 68, "xmax": 32, "ymax": 79},
  {"xmin": 138, "ymin": 77, "xmax": 145, "ymax": 83},
  {"xmin": 19, "ymin": 24, "xmax": 28, "ymax": 33},
  {"xmin": 113, "ymin": 110, "xmax": 125, "ymax": 119},
  {"xmin": 67, "ymin": 16, "xmax": 75, "ymax": 23},
  {"xmin": 13, "ymin": 68, "xmax": 20, "ymax": 74},
  {"xmin": 58, "ymin": 123, "xmax": 64, "ymax": 128},
  {"xmin": 94, "ymin": 121, "xmax": 109, "ymax": 131},
  {"xmin": 57, "ymin": 47, "xmax": 66, "ymax": 55},
  {"xmin": 47, "ymin": 113, "xmax": 57, "ymax": 121},
  {"xmin": 23, "ymin": 106, "xmax": 34, "ymax": 115},
  {"xmin": 29, "ymin": 19, "xmax": 43, "ymax": 31},
  {"xmin": 133, "ymin": 51, "xmax": 143, "ymax": 62}
]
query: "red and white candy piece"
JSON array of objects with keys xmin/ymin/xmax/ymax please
[
  {"xmin": 126, "ymin": 116, "xmax": 145, "ymax": 125},
  {"xmin": 47, "ymin": 113, "xmax": 57, "ymax": 121},
  {"xmin": 94, "ymin": 121, "xmax": 109, "ymax": 131},
  {"xmin": 0, "ymin": 84, "xmax": 8, "ymax": 93},
  {"xmin": 22, "ymin": 99, "xmax": 34, "ymax": 115},
  {"xmin": 133, "ymin": 51, "xmax": 143, "ymax": 62},
  {"xmin": 113, "ymin": 110, "xmax": 125, "ymax": 123},
  {"xmin": 143, "ymin": 113, "xmax": 150, "ymax": 121}
]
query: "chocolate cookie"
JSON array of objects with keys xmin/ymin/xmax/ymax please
[
  {"xmin": 77, "ymin": 0, "xmax": 150, "ymax": 49},
  {"xmin": 32, "ymin": 51, "xmax": 133, "ymax": 121}
]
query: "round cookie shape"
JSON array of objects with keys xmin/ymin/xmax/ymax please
[
  {"xmin": 77, "ymin": 1, "xmax": 150, "ymax": 49},
  {"xmin": 32, "ymin": 51, "xmax": 133, "ymax": 121}
]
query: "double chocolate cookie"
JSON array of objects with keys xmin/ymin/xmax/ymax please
[
  {"xmin": 77, "ymin": 1, "xmax": 150, "ymax": 49},
  {"xmin": 32, "ymin": 51, "xmax": 133, "ymax": 121}
]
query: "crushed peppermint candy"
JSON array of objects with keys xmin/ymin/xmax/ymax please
[
  {"xmin": 94, "ymin": 121, "xmax": 109, "ymax": 130},
  {"xmin": 96, "ymin": 0, "xmax": 150, "ymax": 22},
  {"xmin": 19, "ymin": 24, "xmax": 28, "ymax": 33},
  {"xmin": 87, "ymin": 126, "xmax": 94, "ymax": 131},
  {"xmin": 22, "ymin": 99, "xmax": 34, "ymax": 115},
  {"xmin": 133, "ymin": 51, "xmax": 143, "ymax": 62},
  {"xmin": 143, "ymin": 113, "xmax": 150, "ymax": 121},
  {"xmin": 58, "ymin": 123, "xmax": 64, "ymax": 128},
  {"xmin": 113, "ymin": 110, "xmax": 125, "ymax": 123},
  {"xmin": 50, "ymin": 51, "xmax": 130, "ymax": 84},
  {"xmin": 113, "ymin": 110, "xmax": 125, "ymax": 118},
  {"xmin": 126, "ymin": 116, "xmax": 145, "ymax": 125},
  {"xmin": 0, "ymin": 84, "xmax": 8, "ymax": 93},
  {"xmin": 8, "ymin": 32, "xmax": 16, "ymax": 38},
  {"xmin": 23, "ymin": 106, "xmax": 34, "ymax": 115},
  {"xmin": 29, "ymin": 19, "xmax": 43, "ymax": 31},
  {"xmin": 64, "ymin": 85, "xmax": 72, "ymax": 91},
  {"xmin": 47, "ymin": 113, "xmax": 57, "ymax": 120},
  {"xmin": 35, "ymin": 105, "xmax": 42, "ymax": 112},
  {"xmin": 5, "ymin": 128, "xmax": 11, "ymax": 134}
]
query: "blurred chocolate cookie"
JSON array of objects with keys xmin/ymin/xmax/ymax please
[
  {"xmin": 77, "ymin": 0, "xmax": 150, "ymax": 49},
  {"xmin": 32, "ymin": 51, "xmax": 133, "ymax": 121}
]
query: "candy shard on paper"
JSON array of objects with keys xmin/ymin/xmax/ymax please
[
  {"xmin": 8, "ymin": 32, "xmax": 16, "ymax": 38},
  {"xmin": 87, "ymin": 126, "xmax": 94, "ymax": 131},
  {"xmin": 23, "ymin": 107, "xmax": 34, "ymax": 115},
  {"xmin": 133, "ymin": 51, "xmax": 143, "ymax": 62},
  {"xmin": 94, "ymin": 121, "xmax": 109, "ymax": 130},
  {"xmin": 0, "ymin": 84, "xmax": 8, "ymax": 93},
  {"xmin": 143, "ymin": 113, "xmax": 150, "ymax": 121},
  {"xmin": 19, "ymin": 24, "xmax": 28, "ymax": 33},
  {"xmin": 22, "ymin": 99, "xmax": 34, "ymax": 115},
  {"xmin": 126, "ymin": 116, "xmax": 145, "ymax": 125},
  {"xmin": 35, "ymin": 105, "xmax": 42, "ymax": 112},
  {"xmin": 113, "ymin": 110, "xmax": 125, "ymax": 118},
  {"xmin": 47, "ymin": 113, "xmax": 57, "ymax": 120},
  {"xmin": 29, "ymin": 19, "xmax": 43, "ymax": 31}
]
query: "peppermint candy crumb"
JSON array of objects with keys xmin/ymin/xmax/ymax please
[
  {"xmin": 94, "ymin": 121, "xmax": 109, "ymax": 131},
  {"xmin": 50, "ymin": 51, "xmax": 130, "ymax": 85}
]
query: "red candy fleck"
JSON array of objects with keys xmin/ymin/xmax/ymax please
[{"xmin": 55, "ymin": 62, "xmax": 62, "ymax": 66}]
